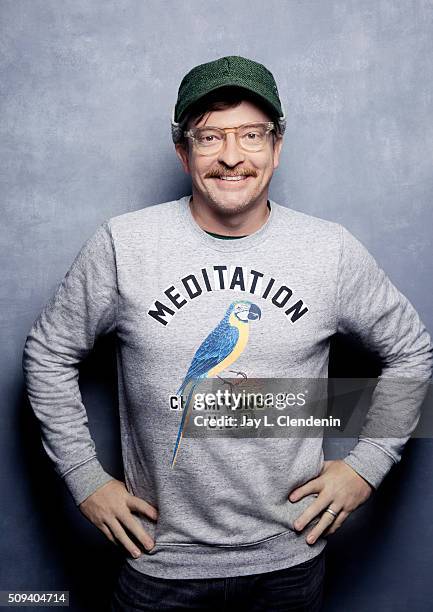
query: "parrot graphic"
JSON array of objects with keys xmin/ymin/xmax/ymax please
[{"xmin": 171, "ymin": 300, "xmax": 262, "ymax": 467}]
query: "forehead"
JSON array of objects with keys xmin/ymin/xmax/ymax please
[{"xmin": 194, "ymin": 99, "xmax": 271, "ymax": 128}]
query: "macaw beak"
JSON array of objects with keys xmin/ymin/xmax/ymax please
[{"xmin": 247, "ymin": 303, "xmax": 262, "ymax": 321}]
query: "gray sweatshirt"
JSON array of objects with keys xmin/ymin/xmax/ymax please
[{"xmin": 22, "ymin": 195, "xmax": 433, "ymax": 579}]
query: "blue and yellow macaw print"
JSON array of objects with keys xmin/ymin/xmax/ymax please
[{"xmin": 171, "ymin": 300, "xmax": 262, "ymax": 467}]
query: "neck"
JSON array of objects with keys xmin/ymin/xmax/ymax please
[{"xmin": 188, "ymin": 194, "xmax": 270, "ymax": 237}]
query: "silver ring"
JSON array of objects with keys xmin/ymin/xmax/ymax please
[{"xmin": 324, "ymin": 507, "xmax": 338, "ymax": 519}]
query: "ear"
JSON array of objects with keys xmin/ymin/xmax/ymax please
[
  {"xmin": 272, "ymin": 135, "xmax": 283, "ymax": 170},
  {"xmin": 175, "ymin": 143, "xmax": 191, "ymax": 174}
]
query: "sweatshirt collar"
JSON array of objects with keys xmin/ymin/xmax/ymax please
[{"xmin": 177, "ymin": 194, "xmax": 280, "ymax": 252}]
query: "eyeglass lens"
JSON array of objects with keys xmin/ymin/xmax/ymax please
[{"xmin": 193, "ymin": 124, "xmax": 271, "ymax": 153}]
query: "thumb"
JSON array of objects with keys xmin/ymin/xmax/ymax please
[
  {"xmin": 320, "ymin": 460, "xmax": 337, "ymax": 474},
  {"xmin": 289, "ymin": 476, "xmax": 322, "ymax": 501},
  {"xmin": 127, "ymin": 494, "xmax": 158, "ymax": 521}
]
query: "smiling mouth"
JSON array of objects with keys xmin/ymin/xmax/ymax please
[{"xmin": 213, "ymin": 176, "xmax": 253, "ymax": 184}]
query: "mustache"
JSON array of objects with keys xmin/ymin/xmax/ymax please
[{"xmin": 204, "ymin": 168, "xmax": 257, "ymax": 179}]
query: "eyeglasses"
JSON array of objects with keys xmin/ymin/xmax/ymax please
[{"xmin": 184, "ymin": 122, "xmax": 275, "ymax": 155}]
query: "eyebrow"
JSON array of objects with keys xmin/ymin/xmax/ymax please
[{"xmin": 191, "ymin": 122, "xmax": 268, "ymax": 130}]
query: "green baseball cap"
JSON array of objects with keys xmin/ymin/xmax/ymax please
[{"xmin": 171, "ymin": 55, "xmax": 286, "ymax": 143}]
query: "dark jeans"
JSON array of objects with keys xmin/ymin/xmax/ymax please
[{"xmin": 110, "ymin": 548, "xmax": 326, "ymax": 611}]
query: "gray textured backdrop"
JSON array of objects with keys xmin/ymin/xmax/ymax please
[{"xmin": 1, "ymin": 1, "xmax": 432, "ymax": 610}]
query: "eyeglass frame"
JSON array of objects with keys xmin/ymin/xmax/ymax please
[{"xmin": 183, "ymin": 121, "xmax": 276, "ymax": 155}]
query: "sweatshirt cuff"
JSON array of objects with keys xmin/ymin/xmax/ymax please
[
  {"xmin": 62, "ymin": 456, "xmax": 115, "ymax": 506},
  {"xmin": 343, "ymin": 439, "xmax": 397, "ymax": 490}
]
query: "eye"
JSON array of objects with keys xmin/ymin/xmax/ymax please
[
  {"xmin": 196, "ymin": 130, "xmax": 223, "ymax": 145},
  {"xmin": 240, "ymin": 128, "xmax": 265, "ymax": 143}
]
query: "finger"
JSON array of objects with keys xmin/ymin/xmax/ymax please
[
  {"xmin": 305, "ymin": 506, "xmax": 343, "ymax": 544},
  {"xmin": 323, "ymin": 510, "xmax": 349, "ymax": 536},
  {"xmin": 120, "ymin": 512, "xmax": 155, "ymax": 552},
  {"xmin": 100, "ymin": 523, "xmax": 118, "ymax": 546},
  {"xmin": 289, "ymin": 478, "xmax": 322, "ymax": 502},
  {"xmin": 128, "ymin": 495, "xmax": 158, "ymax": 521},
  {"xmin": 293, "ymin": 495, "xmax": 332, "ymax": 531},
  {"xmin": 108, "ymin": 517, "xmax": 144, "ymax": 559}
]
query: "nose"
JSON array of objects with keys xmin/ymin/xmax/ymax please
[{"xmin": 217, "ymin": 132, "xmax": 245, "ymax": 167}]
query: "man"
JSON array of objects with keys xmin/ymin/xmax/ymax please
[{"xmin": 22, "ymin": 56, "xmax": 432, "ymax": 611}]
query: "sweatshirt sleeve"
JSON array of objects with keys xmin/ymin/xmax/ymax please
[
  {"xmin": 22, "ymin": 221, "xmax": 118, "ymax": 506},
  {"xmin": 336, "ymin": 225, "xmax": 433, "ymax": 490}
]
